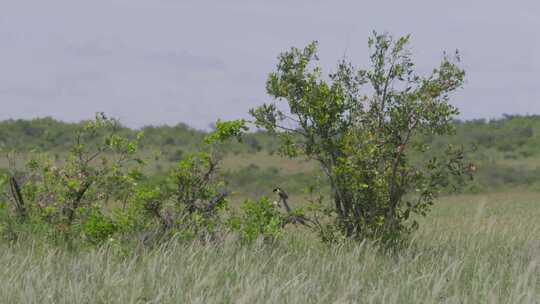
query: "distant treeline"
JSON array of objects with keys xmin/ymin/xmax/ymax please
[
  {"xmin": 2, "ymin": 114, "xmax": 540, "ymax": 195},
  {"xmin": 0, "ymin": 117, "xmax": 279, "ymax": 155},
  {"xmin": 1, "ymin": 114, "xmax": 539, "ymax": 155}
]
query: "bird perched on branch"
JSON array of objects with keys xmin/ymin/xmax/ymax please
[
  {"xmin": 273, "ymin": 187, "xmax": 291, "ymax": 213},
  {"xmin": 273, "ymin": 187, "xmax": 311, "ymax": 227}
]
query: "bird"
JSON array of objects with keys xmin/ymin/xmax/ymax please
[
  {"xmin": 273, "ymin": 187, "xmax": 311, "ymax": 227},
  {"xmin": 273, "ymin": 187, "xmax": 291, "ymax": 213},
  {"xmin": 467, "ymin": 163, "xmax": 477, "ymax": 174},
  {"xmin": 466, "ymin": 163, "xmax": 477, "ymax": 180}
]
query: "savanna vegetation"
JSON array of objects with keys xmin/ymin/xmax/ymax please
[{"xmin": 1, "ymin": 32, "xmax": 540, "ymax": 303}]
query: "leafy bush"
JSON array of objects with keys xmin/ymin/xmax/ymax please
[
  {"xmin": 82, "ymin": 207, "xmax": 117, "ymax": 244},
  {"xmin": 0, "ymin": 117, "xmax": 252, "ymax": 246},
  {"xmin": 0, "ymin": 114, "xmax": 143, "ymax": 244},
  {"xmin": 121, "ymin": 119, "xmax": 249, "ymax": 242},
  {"xmin": 229, "ymin": 197, "xmax": 284, "ymax": 243},
  {"xmin": 251, "ymin": 32, "xmax": 470, "ymax": 243}
]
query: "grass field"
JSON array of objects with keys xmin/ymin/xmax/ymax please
[{"xmin": 1, "ymin": 190, "xmax": 539, "ymax": 303}]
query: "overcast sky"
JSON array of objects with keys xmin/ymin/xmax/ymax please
[{"xmin": 1, "ymin": 0, "xmax": 539, "ymax": 129}]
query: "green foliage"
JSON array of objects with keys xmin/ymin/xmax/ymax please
[
  {"xmin": 229, "ymin": 197, "xmax": 284, "ymax": 243},
  {"xmin": 82, "ymin": 207, "xmax": 117, "ymax": 244},
  {"xmin": 4, "ymin": 32, "xmax": 540, "ymax": 250},
  {"xmin": 4, "ymin": 114, "xmax": 540, "ymax": 174},
  {"xmin": 0, "ymin": 117, "xmax": 81, "ymax": 151},
  {"xmin": 0, "ymin": 116, "xmax": 252, "ymax": 245},
  {"xmin": 0, "ymin": 173, "xmax": 7, "ymax": 202},
  {"xmin": 119, "ymin": 119, "xmax": 249, "ymax": 242},
  {"xmin": 205, "ymin": 120, "xmax": 248, "ymax": 144},
  {"xmin": 251, "ymin": 32, "xmax": 469, "ymax": 243},
  {"xmin": 0, "ymin": 114, "xmax": 144, "ymax": 243}
]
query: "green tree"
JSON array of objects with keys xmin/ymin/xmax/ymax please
[{"xmin": 251, "ymin": 32, "xmax": 469, "ymax": 243}]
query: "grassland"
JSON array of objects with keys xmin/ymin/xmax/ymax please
[
  {"xmin": 3, "ymin": 117, "xmax": 540, "ymax": 303},
  {"xmin": 1, "ymin": 190, "xmax": 539, "ymax": 303}
]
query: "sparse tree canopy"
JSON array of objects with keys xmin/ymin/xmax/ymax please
[{"xmin": 251, "ymin": 32, "xmax": 469, "ymax": 242}]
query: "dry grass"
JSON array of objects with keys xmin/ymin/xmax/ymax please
[{"xmin": 1, "ymin": 190, "xmax": 540, "ymax": 303}]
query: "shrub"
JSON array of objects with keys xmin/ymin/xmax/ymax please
[
  {"xmin": 229, "ymin": 197, "xmax": 284, "ymax": 243},
  {"xmin": 129, "ymin": 119, "xmax": 249, "ymax": 241},
  {"xmin": 0, "ymin": 117, "xmax": 250, "ymax": 246},
  {"xmin": 82, "ymin": 207, "xmax": 117, "ymax": 244},
  {"xmin": 0, "ymin": 113, "xmax": 144, "ymax": 243},
  {"xmin": 251, "ymin": 32, "xmax": 470, "ymax": 243}
]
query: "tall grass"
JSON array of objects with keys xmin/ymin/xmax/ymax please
[{"xmin": 1, "ymin": 191, "xmax": 540, "ymax": 303}]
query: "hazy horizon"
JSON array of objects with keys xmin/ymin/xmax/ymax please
[{"xmin": 1, "ymin": 0, "xmax": 539, "ymax": 129}]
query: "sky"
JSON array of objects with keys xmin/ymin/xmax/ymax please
[{"xmin": 1, "ymin": 0, "xmax": 539, "ymax": 129}]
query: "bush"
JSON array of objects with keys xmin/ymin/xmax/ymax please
[
  {"xmin": 0, "ymin": 116, "xmax": 252, "ymax": 247},
  {"xmin": 0, "ymin": 114, "xmax": 143, "ymax": 244},
  {"xmin": 117, "ymin": 119, "xmax": 249, "ymax": 243},
  {"xmin": 229, "ymin": 197, "xmax": 284, "ymax": 243},
  {"xmin": 82, "ymin": 207, "xmax": 117, "ymax": 244},
  {"xmin": 251, "ymin": 32, "xmax": 470, "ymax": 243}
]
